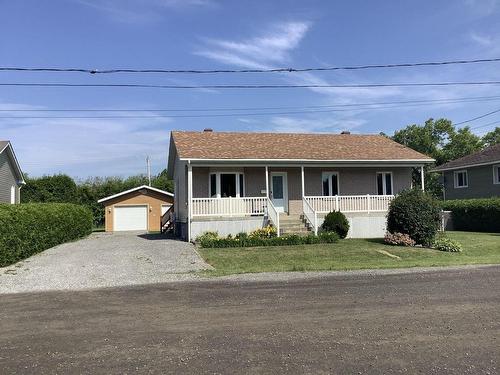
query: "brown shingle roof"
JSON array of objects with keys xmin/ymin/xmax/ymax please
[
  {"xmin": 171, "ymin": 131, "xmax": 433, "ymax": 162},
  {"xmin": 433, "ymin": 143, "xmax": 500, "ymax": 171}
]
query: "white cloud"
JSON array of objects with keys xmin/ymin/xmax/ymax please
[
  {"xmin": 469, "ymin": 31, "xmax": 494, "ymax": 46},
  {"xmin": 75, "ymin": 0, "xmax": 214, "ymax": 22},
  {"xmin": 195, "ymin": 21, "xmax": 310, "ymax": 68}
]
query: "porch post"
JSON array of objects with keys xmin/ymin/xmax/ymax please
[
  {"xmin": 187, "ymin": 163, "xmax": 193, "ymax": 242},
  {"xmin": 265, "ymin": 166, "xmax": 269, "ymax": 198},
  {"xmin": 420, "ymin": 166, "xmax": 425, "ymax": 191},
  {"xmin": 301, "ymin": 166, "xmax": 305, "ymax": 198}
]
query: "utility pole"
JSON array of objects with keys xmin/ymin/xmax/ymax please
[{"xmin": 146, "ymin": 156, "xmax": 151, "ymax": 186}]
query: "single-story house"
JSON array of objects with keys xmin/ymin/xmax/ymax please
[
  {"xmin": 167, "ymin": 130, "xmax": 434, "ymax": 241},
  {"xmin": 432, "ymin": 143, "xmax": 500, "ymax": 200},
  {"xmin": 0, "ymin": 140, "xmax": 25, "ymax": 204},
  {"xmin": 98, "ymin": 185, "xmax": 174, "ymax": 232}
]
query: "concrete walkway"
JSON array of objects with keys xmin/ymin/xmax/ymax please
[{"xmin": 0, "ymin": 232, "xmax": 209, "ymax": 294}]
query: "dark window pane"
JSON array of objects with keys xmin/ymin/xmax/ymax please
[
  {"xmin": 239, "ymin": 174, "xmax": 244, "ymax": 197},
  {"xmin": 322, "ymin": 175, "xmax": 330, "ymax": 196},
  {"xmin": 272, "ymin": 176, "xmax": 284, "ymax": 199},
  {"xmin": 463, "ymin": 172, "xmax": 467, "ymax": 186},
  {"xmin": 210, "ymin": 174, "xmax": 217, "ymax": 197},
  {"xmin": 332, "ymin": 174, "xmax": 339, "ymax": 195},
  {"xmin": 377, "ymin": 173, "xmax": 384, "ymax": 195},
  {"xmin": 497, "ymin": 168, "xmax": 500, "ymax": 183},
  {"xmin": 221, "ymin": 174, "xmax": 236, "ymax": 197},
  {"xmin": 385, "ymin": 173, "xmax": 392, "ymax": 195}
]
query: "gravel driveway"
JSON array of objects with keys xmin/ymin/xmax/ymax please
[{"xmin": 0, "ymin": 233, "xmax": 210, "ymax": 294}]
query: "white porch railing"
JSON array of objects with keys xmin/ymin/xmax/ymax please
[
  {"xmin": 302, "ymin": 198, "xmax": 318, "ymax": 235},
  {"xmin": 266, "ymin": 198, "xmax": 280, "ymax": 237},
  {"xmin": 191, "ymin": 197, "xmax": 268, "ymax": 217},
  {"xmin": 304, "ymin": 195, "xmax": 394, "ymax": 213}
]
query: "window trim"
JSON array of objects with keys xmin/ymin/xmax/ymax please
[
  {"xmin": 321, "ymin": 171, "xmax": 340, "ymax": 196},
  {"xmin": 208, "ymin": 172, "xmax": 245, "ymax": 198},
  {"xmin": 493, "ymin": 165, "xmax": 500, "ymax": 185},
  {"xmin": 10, "ymin": 185, "xmax": 16, "ymax": 204},
  {"xmin": 376, "ymin": 171, "xmax": 394, "ymax": 195},
  {"xmin": 453, "ymin": 170, "xmax": 468, "ymax": 189}
]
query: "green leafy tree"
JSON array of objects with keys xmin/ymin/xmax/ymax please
[
  {"xmin": 442, "ymin": 126, "xmax": 483, "ymax": 162},
  {"xmin": 392, "ymin": 119, "xmax": 484, "ymax": 198},
  {"xmin": 482, "ymin": 127, "xmax": 500, "ymax": 147}
]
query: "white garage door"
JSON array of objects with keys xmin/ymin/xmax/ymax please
[{"xmin": 114, "ymin": 205, "xmax": 148, "ymax": 231}]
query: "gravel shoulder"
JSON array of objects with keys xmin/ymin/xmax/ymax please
[{"xmin": 0, "ymin": 232, "xmax": 209, "ymax": 294}]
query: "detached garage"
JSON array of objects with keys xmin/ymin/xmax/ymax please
[{"xmin": 98, "ymin": 185, "xmax": 174, "ymax": 232}]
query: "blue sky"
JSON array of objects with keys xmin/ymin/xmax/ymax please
[{"xmin": 1, "ymin": 0, "xmax": 499, "ymax": 178}]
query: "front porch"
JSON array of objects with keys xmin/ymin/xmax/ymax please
[{"xmin": 186, "ymin": 164, "xmax": 424, "ymax": 240}]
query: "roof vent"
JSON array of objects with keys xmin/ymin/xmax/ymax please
[
  {"xmin": 203, "ymin": 128, "xmax": 213, "ymax": 132},
  {"xmin": 341, "ymin": 131, "xmax": 351, "ymax": 135}
]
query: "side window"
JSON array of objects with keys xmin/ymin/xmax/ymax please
[
  {"xmin": 493, "ymin": 165, "xmax": 500, "ymax": 185},
  {"xmin": 454, "ymin": 170, "xmax": 468, "ymax": 188},
  {"xmin": 11, "ymin": 185, "xmax": 16, "ymax": 204}
]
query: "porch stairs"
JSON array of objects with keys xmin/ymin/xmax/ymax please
[{"xmin": 279, "ymin": 214, "xmax": 311, "ymax": 235}]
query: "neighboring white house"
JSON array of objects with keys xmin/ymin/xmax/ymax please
[
  {"xmin": 0, "ymin": 141, "xmax": 25, "ymax": 204},
  {"xmin": 167, "ymin": 130, "xmax": 434, "ymax": 241}
]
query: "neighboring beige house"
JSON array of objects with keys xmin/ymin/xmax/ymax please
[
  {"xmin": 98, "ymin": 185, "xmax": 174, "ymax": 232},
  {"xmin": 0, "ymin": 140, "xmax": 25, "ymax": 204},
  {"xmin": 167, "ymin": 130, "xmax": 434, "ymax": 241}
]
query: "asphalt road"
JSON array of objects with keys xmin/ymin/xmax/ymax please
[{"xmin": 1, "ymin": 267, "xmax": 499, "ymax": 374}]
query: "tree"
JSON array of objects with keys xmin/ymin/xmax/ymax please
[
  {"xmin": 392, "ymin": 119, "xmax": 485, "ymax": 198},
  {"xmin": 392, "ymin": 118, "xmax": 454, "ymax": 165},
  {"xmin": 482, "ymin": 127, "xmax": 500, "ymax": 147},
  {"xmin": 441, "ymin": 126, "xmax": 483, "ymax": 162}
]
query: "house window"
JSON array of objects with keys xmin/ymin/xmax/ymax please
[
  {"xmin": 493, "ymin": 165, "xmax": 500, "ymax": 185},
  {"xmin": 10, "ymin": 185, "xmax": 15, "ymax": 204},
  {"xmin": 322, "ymin": 172, "xmax": 339, "ymax": 196},
  {"xmin": 209, "ymin": 172, "xmax": 244, "ymax": 198},
  {"xmin": 376, "ymin": 172, "xmax": 393, "ymax": 195},
  {"xmin": 454, "ymin": 170, "xmax": 468, "ymax": 188}
]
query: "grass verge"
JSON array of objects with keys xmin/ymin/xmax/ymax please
[{"xmin": 198, "ymin": 231, "xmax": 500, "ymax": 276}]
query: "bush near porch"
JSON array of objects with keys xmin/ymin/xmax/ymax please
[
  {"xmin": 0, "ymin": 203, "xmax": 93, "ymax": 267},
  {"xmin": 441, "ymin": 198, "xmax": 500, "ymax": 233},
  {"xmin": 197, "ymin": 230, "xmax": 339, "ymax": 248}
]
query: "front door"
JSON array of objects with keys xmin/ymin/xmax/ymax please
[{"xmin": 270, "ymin": 172, "xmax": 288, "ymax": 213}]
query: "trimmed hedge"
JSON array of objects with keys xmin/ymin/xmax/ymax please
[
  {"xmin": 441, "ymin": 198, "xmax": 500, "ymax": 233},
  {"xmin": 199, "ymin": 232, "xmax": 339, "ymax": 248},
  {"xmin": 0, "ymin": 203, "xmax": 93, "ymax": 267}
]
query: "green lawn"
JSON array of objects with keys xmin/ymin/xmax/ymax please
[{"xmin": 198, "ymin": 231, "xmax": 500, "ymax": 276}]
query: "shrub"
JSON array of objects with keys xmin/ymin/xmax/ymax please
[
  {"xmin": 0, "ymin": 203, "xmax": 93, "ymax": 267},
  {"xmin": 320, "ymin": 211, "xmax": 350, "ymax": 239},
  {"xmin": 441, "ymin": 198, "xmax": 500, "ymax": 233},
  {"xmin": 195, "ymin": 231, "xmax": 219, "ymax": 243},
  {"xmin": 199, "ymin": 231, "xmax": 339, "ymax": 248},
  {"xmin": 384, "ymin": 232, "xmax": 416, "ymax": 247},
  {"xmin": 387, "ymin": 189, "xmax": 441, "ymax": 246},
  {"xmin": 249, "ymin": 225, "xmax": 277, "ymax": 238},
  {"xmin": 432, "ymin": 237, "xmax": 462, "ymax": 252}
]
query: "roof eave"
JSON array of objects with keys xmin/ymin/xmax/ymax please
[
  {"xmin": 98, "ymin": 185, "xmax": 174, "ymax": 203},
  {"xmin": 432, "ymin": 159, "xmax": 500, "ymax": 172}
]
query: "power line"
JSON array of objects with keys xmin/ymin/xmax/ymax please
[
  {"xmin": 2, "ymin": 94, "xmax": 500, "ymax": 113},
  {"xmin": 3, "ymin": 81, "xmax": 500, "ymax": 90},
  {"xmin": 1, "ymin": 57, "xmax": 500, "ymax": 75},
  {"xmin": 470, "ymin": 120, "xmax": 500, "ymax": 130},
  {"xmin": 455, "ymin": 107, "xmax": 500, "ymax": 125}
]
